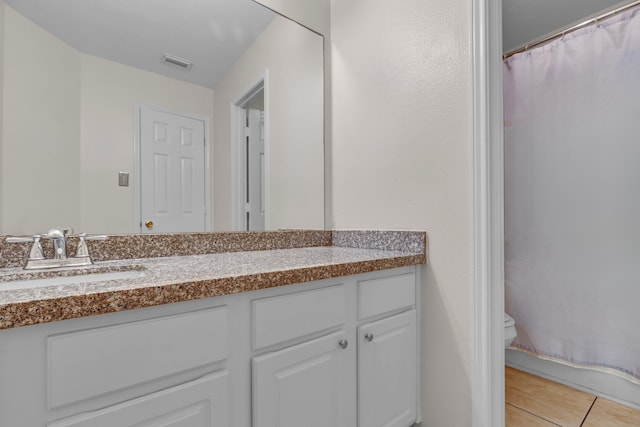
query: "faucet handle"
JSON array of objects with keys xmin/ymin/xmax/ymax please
[
  {"xmin": 75, "ymin": 233, "xmax": 90, "ymax": 258},
  {"xmin": 75, "ymin": 233, "xmax": 107, "ymax": 259},
  {"xmin": 6, "ymin": 235, "xmax": 45, "ymax": 260},
  {"xmin": 29, "ymin": 235, "xmax": 45, "ymax": 260}
]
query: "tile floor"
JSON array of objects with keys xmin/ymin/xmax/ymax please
[{"xmin": 506, "ymin": 366, "xmax": 640, "ymax": 426}]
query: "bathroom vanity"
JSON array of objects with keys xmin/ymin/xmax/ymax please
[{"xmin": 0, "ymin": 230, "xmax": 426, "ymax": 427}]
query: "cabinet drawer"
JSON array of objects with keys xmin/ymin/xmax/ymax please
[
  {"xmin": 47, "ymin": 306, "xmax": 228, "ymax": 409},
  {"xmin": 48, "ymin": 371, "xmax": 228, "ymax": 427},
  {"xmin": 358, "ymin": 273, "xmax": 415, "ymax": 319},
  {"xmin": 253, "ymin": 284, "xmax": 345, "ymax": 350}
]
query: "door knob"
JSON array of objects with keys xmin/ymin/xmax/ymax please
[
  {"xmin": 338, "ymin": 339, "xmax": 348, "ymax": 349},
  {"xmin": 144, "ymin": 220, "xmax": 154, "ymax": 229},
  {"xmin": 364, "ymin": 333, "xmax": 374, "ymax": 342}
]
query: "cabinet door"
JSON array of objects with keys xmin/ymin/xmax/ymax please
[
  {"xmin": 48, "ymin": 371, "xmax": 228, "ymax": 427},
  {"xmin": 252, "ymin": 330, "xmax": 352, "ymax": 427},
  {"xmin": 358, "ymin": 310, "xmax": 417, "ymax": 427}
]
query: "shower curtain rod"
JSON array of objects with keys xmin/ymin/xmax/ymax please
[{"xmin": 503, "ymin": 0, "xmax": 640, "ymax": 59}]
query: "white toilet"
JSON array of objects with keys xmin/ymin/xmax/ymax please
[{"xmin": 504, "ymin": 313, "xmax": 517, "ymax": 348}]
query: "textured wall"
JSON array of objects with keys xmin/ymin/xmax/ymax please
[{"xmin": 330, "ymin": 0, "xmax": 474, "ymax": 425}]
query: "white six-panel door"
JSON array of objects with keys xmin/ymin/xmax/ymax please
[{"xmin": 140, "ymin": 107, "xmax": 207, "ymax": 233}]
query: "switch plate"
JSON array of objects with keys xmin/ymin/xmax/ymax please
[{"xmin": 118, "ymin": 172, "xmax": 129, "ymax": 187}]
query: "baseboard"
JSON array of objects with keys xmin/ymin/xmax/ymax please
[{"xmin": 506, "ymin": 349, "xmax": 640, "ymax": 410}]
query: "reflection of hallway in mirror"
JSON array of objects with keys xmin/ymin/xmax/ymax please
[{"xmin": 241, "ymin": 88, "xmax": 266, "ymax": 231}]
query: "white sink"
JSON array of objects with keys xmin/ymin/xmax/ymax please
[{"xmin": 0, "ymin": 269, "xmax": 147, "ymax": 291}]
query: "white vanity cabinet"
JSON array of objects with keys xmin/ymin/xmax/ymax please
[
  {"xmin": 0, "ymin": 266, "xmax": 420, "ymax": 427},
  {"xmin": 250, "ymin": 268, "xmax": 420, "ymax": 427},
  {"xmin": 357, "ymin": 273, "xmax": 418, "ymax": 427},
  {"xmin": 44, "ymin": 307, "xmax": 230, "ymax": 427},
  {"xmin": 251, "ymin": 284, "xmax": 354, "ymax": 427},
  {"xmin": 0, "ymin": 304, "xmax": 232, "ymax": 427}
]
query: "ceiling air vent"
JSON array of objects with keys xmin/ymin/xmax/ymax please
[{"xmin": 162, "ymin": 53, "xmax": 192, "ymax": 70}]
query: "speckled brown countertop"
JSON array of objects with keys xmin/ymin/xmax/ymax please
[{"xmin": 0, "ymin": 230, "xmax": 426, "ymax": 330}]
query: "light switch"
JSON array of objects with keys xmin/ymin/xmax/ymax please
[{"xmin": 118, "ymin": 172, "xmax": 129, "ymax": 187}]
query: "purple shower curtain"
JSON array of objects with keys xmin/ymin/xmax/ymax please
[{"xmin": 504, "ymin": 5, "xmax": 640, "ymax": 383}]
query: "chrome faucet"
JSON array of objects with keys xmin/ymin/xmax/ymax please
[
  {"xmin": 47, "ymin": 228, "xmax": 68, "ymax": 260},
  {"xmin": 6, "ymin": 229, "xmax": 107, "ymax": 270}
]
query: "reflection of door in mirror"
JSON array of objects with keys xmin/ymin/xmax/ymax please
[
  {"xmin": 245, "ymin": 108, "xmax": 266, "ymax": 231},
  {"xmin": 138, "ymin": 106, "xmax": 208, "ymax": 233},
  {"xmin": 239, "ymin": 86, "xmax": 266, "ymax": 231}
]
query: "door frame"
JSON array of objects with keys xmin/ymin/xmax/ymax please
[
  {"xmin": 230, "ymin": 71, "xmax": 270, "ymax": 231},
  {"xmin": 471, "ymin": 0, "xmax": 504, "ymax": 427},
  {"xmin": 133, "ymin": 104, "xmax": 212, "ymax": 233}
]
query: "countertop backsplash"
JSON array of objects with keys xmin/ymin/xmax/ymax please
[{"xmin": 0, "ymin": 230, "xmax": 426, "ymax": 268}]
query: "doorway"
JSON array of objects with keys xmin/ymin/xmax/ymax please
[
  {"xmin": 233, "ymin": 79, "xmax": 267, "ymax": 231},
  {"xmin": 502, "ymin": 0, "xmax": 640, "ymax": 420},
  {"xmin": 477, "ymin": 2, "xmax": 639, "ymax": 427},
  {"xmin": 136, "ymin": 105, "xmax": 210, "ymax": 233}
]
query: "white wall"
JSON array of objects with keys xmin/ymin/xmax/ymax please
[
  {"xmin": 1, "ymin": 5, "xmax": 214, "ymax": 235},
  {"xmin": 2, "ymin": 6, "xmax": 81, "ymax": 235},
  {"xmin": 330, "ymin": 1, "xmax": 474, "ymax": 425},
  {"xmin": 213, "ymin": 15, "xmax": 324, "ymax": 231},
  {"xmin": 79, "ymin": 56, "xmax": 213, "ymax": 234}
]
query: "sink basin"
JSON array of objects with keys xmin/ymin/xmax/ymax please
[{"xmin": 0, "ymin": 269, "xmax": 147, "ymax": 291}]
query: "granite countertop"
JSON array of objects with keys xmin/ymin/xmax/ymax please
[{"xmin": 0, "ymin": 241, "xmax": 425, "ymax": 330}]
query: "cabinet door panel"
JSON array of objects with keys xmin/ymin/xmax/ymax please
[
  {"xmin": 252, "ymin": 331, "xmax": 351, "ymax": 427},
  {"xmin": 48, "ymin": 371, "xmax": 228, "ymax": 427},
  {"xmin": 359, "ymin": 310, "xmax": 417, "ymax": 427}
]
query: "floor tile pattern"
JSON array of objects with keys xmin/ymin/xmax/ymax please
[{"xmin": 506, "ymin": 367, "xmax": 640, "ymax": 427}]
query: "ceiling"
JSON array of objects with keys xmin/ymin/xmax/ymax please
[
  {"xmin": 503, "ymin": 0, "xmax": 630, "ymax": 53},
  {"xmin": 4, "ymin": 0, "xmax": 275, "ymax": 89},
  {"xmin": 8, "ymin": 0, "xmax": 631, "ymax": 81}
]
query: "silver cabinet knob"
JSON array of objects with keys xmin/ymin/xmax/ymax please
[
  {"xmin": 364, "ymin": 333, "xmax": 374, "ymax": 342},
  {"xmin": 338, "ymin": 339, "xmax": 348, "ymax": 349}
]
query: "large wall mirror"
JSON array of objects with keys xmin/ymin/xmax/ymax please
[{"xmin": 0, "ymin": 0, "xmax": 324, "ymax": 235}]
